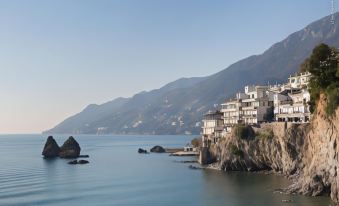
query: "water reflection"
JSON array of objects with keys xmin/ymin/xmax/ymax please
[
  {"xmin": 0, "ymin": 135, "xmax": 333, "ymax": 206},
  {"xmin": 201, "ymin": 169, "xmax": 331, "ymax": 206}
]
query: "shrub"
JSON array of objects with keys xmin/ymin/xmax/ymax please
[
  {"xmin": 234, "ymin": 124, "xmax": 255, "ymax": 140},
  {"xmin": 191, "ymin": 137, "xmax": 202, "ymax": 148},
  {"xmin": 229, "ymin": 144, "xmax": 244, "ymax": 158},
  {"xmin": 325, "ymin": 84, "xmax": 339, "ymax": 116}
]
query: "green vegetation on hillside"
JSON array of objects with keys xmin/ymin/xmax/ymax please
[
  {"xmin": 300, "ymin": 43, "xmax": 339, "ymax": 116},
  {"xmin": 234, "ymin": 124, "xmax": 255, "ymax": 140},
  {"xmin": 229, "ymin": 144, "xmax": 244, "ymax": 158}
]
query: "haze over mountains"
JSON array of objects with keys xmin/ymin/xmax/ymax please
[{"xmin": 45, "ymin": 13, "xmax": 339, "ymax": 135}]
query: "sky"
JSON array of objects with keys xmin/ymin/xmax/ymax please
[{"xmin": 0, "ymin": 0, "xmax": 333, "ymax": 134}]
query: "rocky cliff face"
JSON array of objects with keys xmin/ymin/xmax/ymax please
[
  {"xmin": 210, "ymin": 94, "xmax": 339, "ymax": 202},
  {"xmin": 291, "ymin": 94, "xmax": 339, "ymax": 201}
]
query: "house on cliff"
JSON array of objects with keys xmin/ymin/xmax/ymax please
[
  {"xmin": 273, "ymin": 72, "xmax": 311, "ymax": 122},
  {"xmin": 220, "ymin": 85, "xmax": 275, "ymax": 132},
  {"xmin": 202, "ymin": 110, "xmax": 224, "ymax": 145},
  {"xmin": 201, "ymin": 72, "xmax": 312, "ymax": 144}
]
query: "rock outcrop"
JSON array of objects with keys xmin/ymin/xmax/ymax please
[
  {"xmin": 138, "ymin": 148, "xmax": 148, "ymax": 154},
  {"xmin": 68, "ymin": 159, "xmax": 89, "ymax": 165},
  {"xmin": 287, "ymin": 94, "xmax": 339, "ymax": 201},
  {"xmin": 150, "ymin": 145, "xmax": 165, "ymax": 153},
  {"xmin": 78, "ymin": 160, "xmax": 89, "ymax": 164},
  {"xmin": 42, "ymin": 136, "xmax": 60, "ymax": 158},
  {"xmin": 68, "ymin": 160, "xmax": 78, "ymax": 164},
  {"xmin": 209, "ymin": 94, "xmax": 339, "ymax": 202},
  {"xmin": 59, "ymin": 136, "xmax": 81, "ymax": 158}
]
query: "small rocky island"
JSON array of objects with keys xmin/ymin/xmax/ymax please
[
  {"xmin": 42, "ymin": 136, "xmax": 89, "ymax": 164},
  {"xmin": 138, "ymin": 148, "xmax": 148, "ymax": 154},
  {"xmin": 150, "ymin": 145, "xmax": 165, "ymax": 153}
]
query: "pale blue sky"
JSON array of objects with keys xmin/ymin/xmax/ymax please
[{"xmin": 0, "ymin": 0, "xmax": 332, "ymax": 133}]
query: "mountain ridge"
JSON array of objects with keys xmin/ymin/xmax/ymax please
[{"xmin": 44, "ymin": 12, "xmax": 339, "ymax": 135}]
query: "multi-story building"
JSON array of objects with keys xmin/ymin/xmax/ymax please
[
  {"xmin": 220, "ymin": 93, "xmax": 244, "ymax": 132},
  {"xmin": 220, "ymin": 85, "xmax": 274, "ymax": 132},
  {"xmin": 201, "ymin": 72, "xmax": 312, "ymax": 145},
  {"xmin": 273, "ymin": 89, "xmax": 311, "ymax": 122},
  {"xmin": 201, "ymin": 110, "xmax": 224, "ymax": 145},
  {"xmin": 273, "ymin": 72, "xmax": 311, "ymax": 122},
  {"xmin": 241, "ymin": 85, "xmax": 274, "ymax": 124},
  {"xmin": 288, "ymin": 72, "xmax": 311, "ymax": 89}
]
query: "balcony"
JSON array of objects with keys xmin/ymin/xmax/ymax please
[
  {"xmin": 280, "ymin": 100, "xmax": 293, "ymax": 105},
  {"xmin": 242, "ymin": 106, "xmax": 257, "ymax": 110},
  {"xmin": 242, "ymin": 114, "xmax": 257, "ymax": 117}
]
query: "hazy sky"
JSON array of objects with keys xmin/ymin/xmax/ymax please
[{"xmin": 0, "ymin": 0, "xmax": 332, "ymax": 134}]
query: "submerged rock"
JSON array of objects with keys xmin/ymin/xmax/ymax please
[
  {"xmin": 68, "ymin": 159, "xmax": 89, "ymax": 165},
  {"xmin": 188, "ymin": 165, "xmax": 204, "ymax": 170},
  {"xmin": 150, "ymin": 145, "xmax": 165, "ymax": 153},
  {"xmin": 59, "ymin": 136, "xmax": 81, "ymax": 158},
  {"xmin": 79, "ymin": 155, "xmax": 90, "ymax": 158},
  {"xmin": 78, "ymin": 160, "xmax": 89, "ymax": 164},
  {"xmin": 138, "ymin": 148, "xmax": 148, "ymax": 154},
  {"xmin": 42, "ymin": 136, "xmax": 60, "ymax": 158},
  {"xmin": 68, "ymin": 160, "xmax": 78, "ymax": 164}
]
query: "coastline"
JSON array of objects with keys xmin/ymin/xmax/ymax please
[{"xmin": 198, "ymin": 95, "xmax": 338, "ymax": 202}]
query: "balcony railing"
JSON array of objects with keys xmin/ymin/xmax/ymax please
[{"xmin": 280, "ymin": 100, "xmax": 293, "ymax": 105}]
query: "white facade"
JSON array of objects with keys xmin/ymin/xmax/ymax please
[
  {"xmin": 221, "ymin": 85, "xmax": 274, "ymax": 131},
  {"xmin": 201, "ymin": 72, "xmax": 312, "ymax": 144},
  {"xmin": 288, "ymin": 72, "xmax": 311, "ymax": 89},
  {"xmin": 274, "ymin": 72, "xmax": 311, "ymax": 123},
  {"xmin": 274, "ymin": 89, "xmax": 311, "ymax": 122},
  {"xmin": 202, "ymin": 111, "xmax": 224, "ymax": 144}
]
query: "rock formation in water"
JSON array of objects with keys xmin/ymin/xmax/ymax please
[
  {"xmin": 209, "ymin": 94, "xmax": 339, "ymax": 202},
  {"xmin": 150, "ymin": 145, "xmax": 165, "ymax": 153},
  {"xmin": 59, "ymin": 136, "xmax": 81, "ymax": 158},
  {"xmin": 68, "ymin": 160, "xmax": 78, "ymax": 164},
  {"xmin": 138, "ymin": 148, "xmax": 148, "ymax": 154},
  {"xmin": 42, "ymin": 136, "xmax": 60, "ymax": 158},
  {"xmin": 78, "ymin": 160, "xmax": 89, "ymax": 164},
  {"xmin": 68, "ymin": 159, "xmax": 89, "ymax": 165}
]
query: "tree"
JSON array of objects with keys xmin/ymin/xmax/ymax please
[{"xmin": 301, "ymin": 43, "xmax": 339, "ymax": 116}]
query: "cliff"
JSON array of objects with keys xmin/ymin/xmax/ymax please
[{"xmin": 210, "ymin": 94, "xmax": 339, "ymax": 202}]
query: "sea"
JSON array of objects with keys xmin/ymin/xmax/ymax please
[{"xmin": 0, "ymin": 134, "xmax": 332, "ymax": 206}]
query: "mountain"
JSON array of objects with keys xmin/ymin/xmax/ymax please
[{"xmin": 44, "ymin": 13, "xmax": 339, "ymax": 135}]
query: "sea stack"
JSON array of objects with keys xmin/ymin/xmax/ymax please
[
  {"xmin": 42, "ymin": 136, "xmax": 60, "ymax": 158},
  {"xmin": 59, "ymin": 136, "xmax": 81, "ymax": 158}
]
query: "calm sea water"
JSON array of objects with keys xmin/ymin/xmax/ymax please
[{"xmin": 0, "ymin": 134, "xmax": 331, "ymax": 206}]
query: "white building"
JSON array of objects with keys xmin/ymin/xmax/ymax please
[
  {"xmin": 201, "ymin": 72, "xmax": 312, "ymax": 144},
  {"xmin": 241, "ymin": 85, "xmax": 274, "ymax": 124},
  {"xmin": 221, "ymin": 97, "xmax": 242, "ymax": 132},
  {"xmin": 288, "ymin": 72, "xmax": 311, "ymax": 89},
  {"xmin": 274, "ymin": 88, "xmax": 311, "ymax": 122},
  {"xmin": 221, "ymin": 85, "xmax": 274, "ymax": 132},
  {"xmin": 274, "ymin": 72, "xmax": 311, "ymax": 122},
  {"xmin": 202, "ymin": 110, "xmax": 224, "ymax": 145}
]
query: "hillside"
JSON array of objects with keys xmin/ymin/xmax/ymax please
[{"xmin": 45, "ymin": 12, "xmax": 339, "ymax": 135}]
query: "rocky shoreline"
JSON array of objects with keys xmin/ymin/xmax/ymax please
[{"xmin": 203, "ymin": 94, "xmax": 339, "ymax": 202}]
